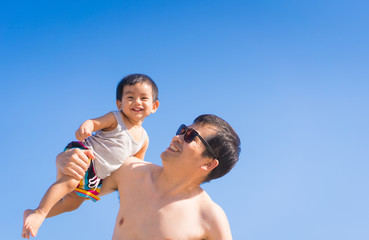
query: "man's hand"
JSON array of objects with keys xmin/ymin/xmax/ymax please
[{"xmin": 56, "ymin": 148, "xmax": 94, "ymax": 180}]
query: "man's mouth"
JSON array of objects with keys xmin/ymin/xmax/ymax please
[{"xmin": 169, "ymin": 144, "xmax": 180, "ymax": 152}]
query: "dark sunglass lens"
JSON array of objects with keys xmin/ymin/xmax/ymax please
[
  {"xmin": 176, "ymin": 124, "xmax": 186, "ymax": 135},
  {"xmin": 184, "ymin": 128, "xmax": 198, "ymax": 143}
]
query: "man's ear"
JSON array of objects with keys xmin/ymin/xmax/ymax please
[
  {"xmin": 151, "ymin": 100, "xmax": 160, "ymax": 113},
  {"xmin": 116, "ymin": 99, "xmax": 122, "ymax": 109},
  {"xmin": 201, "ymin": 159, "xmax": 219, "ymax": 171}
]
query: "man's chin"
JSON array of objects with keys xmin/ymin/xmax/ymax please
[
  {"xmin": 160, "ymin": 151, "xmax": 172, "ymax": 162},
  {"xmin": 160, "ymin": 151, "xmax": 166, "ymax": 160}
]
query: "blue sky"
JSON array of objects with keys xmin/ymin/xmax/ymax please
[{"xmin": 2, "ymin": 0, "xmax": 369, "ymax": 239}]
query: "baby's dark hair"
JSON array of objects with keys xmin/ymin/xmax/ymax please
[{"xmin": 116, "ymin": 74, "xmax": 159, "ymax": 102}]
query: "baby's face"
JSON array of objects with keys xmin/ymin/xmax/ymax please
[{"xmin": 117, "ymin": 83, "xmax": 159, "ymax": 123}]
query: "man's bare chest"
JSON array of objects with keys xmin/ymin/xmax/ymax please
[{"xmin": 117, "ymin": 190, "xmax": 206, "ymax": 239}]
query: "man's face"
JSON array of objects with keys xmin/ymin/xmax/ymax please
[{"xmin": 161, "ymin": 123, "xmax": 217, "ymax": 167}]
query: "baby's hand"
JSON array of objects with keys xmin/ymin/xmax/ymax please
[{"xmin": 75, "ymin": 120, "xmax": 93, "ymax": 141}]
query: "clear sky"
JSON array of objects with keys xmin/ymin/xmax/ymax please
[{"xmin": 2, "ymin": 0, "xmax": 369, "ymax": 239}]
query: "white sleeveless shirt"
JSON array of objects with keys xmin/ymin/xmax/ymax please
[{"xmin": 84, "ymin": 111, "xmax": 147, "ymax": 179}]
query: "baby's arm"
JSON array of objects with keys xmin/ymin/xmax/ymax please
[
  {"xmin": 134, "ymin": 136, "xmax": 149, "ymax": 160},
  {"xmin": 75, "ymin": 112, "xmax": 117, "ymax": 141}
]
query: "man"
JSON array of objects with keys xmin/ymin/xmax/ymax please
[{"xmin": 56, "ymin": 114, "xmax": 240, "ymax": 239}]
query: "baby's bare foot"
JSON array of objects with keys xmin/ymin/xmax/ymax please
[
  {"xmin": 23, "ymin": 208, "xmax": 47, "ymax": 238},
  {"xmin": 22, "ymin": 209, "xmax": 32, "ymax": 238}
]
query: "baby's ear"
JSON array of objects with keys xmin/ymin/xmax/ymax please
[
  {"xmin": 151, "ymin": 100, "xmax": 160, "ymax": 113},
  {"xmin": 116, "ymin": 99, "xmax": 122, "ymax": 109}
]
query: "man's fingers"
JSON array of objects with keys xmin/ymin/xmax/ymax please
[
  {"xmin": 75, "ymin": 148, "xmax": 94, "ymax": 161},
  {"xmin": 56, "ymin": 148, "xmax": 92, "ymax": 180},
  {"xmin": 83, "ymin": 149, "xmax": 95, "ymax": 160},
  {"xmin": 72, "ymin": 148, "xmax": 95, "ymax": 171},
  {"xmin": 69, "ymin": 168, "xmax": 84, "ymax": 180},
  {"xmin": 72, "ymin": 149, "xmax": 89, "ymax": 170}
]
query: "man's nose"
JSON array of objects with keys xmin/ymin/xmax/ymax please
[{"xmin": 173, "ymin": 134, "xmax": 184, "ymax": 143}]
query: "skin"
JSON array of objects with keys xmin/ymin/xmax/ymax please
[
  {"xmin": 56, "ymin": 123, "xmax": 232, "ymax": 239},
  {"xmin": 21, "ymin": 83, "xmax": 159, "ymax": 238}
]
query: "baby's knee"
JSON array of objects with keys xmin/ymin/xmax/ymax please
[
  {"xmin": 67, "ymin": 199, "xmax": 83, "ymax": 211},
  {"xmin": 62, "ymin": 195, "xmax": 84, "ymax": 212}
]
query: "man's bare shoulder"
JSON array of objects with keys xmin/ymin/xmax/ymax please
[
  {"xmin": 116, "ymin": 156, "xmax": 161, "ymax": 177},
  {"xmin": 123, "ymin": 156, "xmax": 159, "ymax": 168},
  {"xmin": 100, "ymin": 157, "xmax": 161, "ymax": 195},
  {"xmin": 198, "ymin": 191, "xmax": 224, "ymax": 215},
  {"xmin": 198, "ymin": 191, "xmax": 232, "ymax": 239}
]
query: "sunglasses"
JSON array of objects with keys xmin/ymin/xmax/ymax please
[{"xmin": 176, "ymin": 124, "xmax": 217, "ymax": 159}]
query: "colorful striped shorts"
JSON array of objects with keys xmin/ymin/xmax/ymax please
[{"xmin": 64, "ymin": 141, "xmax": 103, "ymax": 202}]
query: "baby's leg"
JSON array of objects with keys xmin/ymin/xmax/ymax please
[
  {"xmin": 47, "ymin": 191, "xmax": 85, "ymax": 218},
  {"xmin": 22, "ymin": 175, "xmax": 79, "ymax": 238}
]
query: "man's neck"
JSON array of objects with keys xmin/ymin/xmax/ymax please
[{"xmin": 155, "ymin": 170, "xmax": 204, "ymax": 199}]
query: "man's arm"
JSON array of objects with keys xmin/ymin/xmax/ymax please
[{"xmin": 55, "ymin": 147, "xmax": 120, "ymax": 199}]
